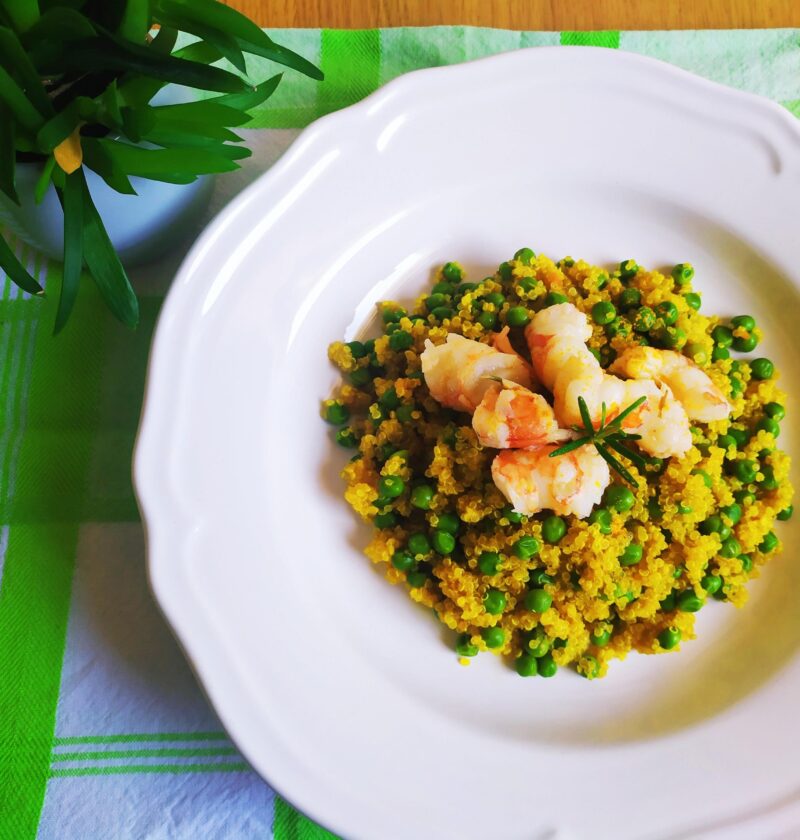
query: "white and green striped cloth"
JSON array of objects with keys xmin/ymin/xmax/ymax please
[{"xmin": 2, "ymin": 27, "xmax": 799, "ymax": 840}]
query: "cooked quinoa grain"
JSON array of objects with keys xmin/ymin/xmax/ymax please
[{"xmin": 323, "ymin": 253, "xmax": 793, "ymax": 678}]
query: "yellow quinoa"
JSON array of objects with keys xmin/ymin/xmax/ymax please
[{"xmin": 323, "ymin": 253, "xmax": 794, "ymax": 679}]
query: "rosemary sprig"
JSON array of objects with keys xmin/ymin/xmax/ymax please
[{"xmin": 549, "ymin": 395, "xmax": 647, "ymax": 485}]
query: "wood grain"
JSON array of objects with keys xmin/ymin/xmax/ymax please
[{"xmin": 225, "ymin": 0, "xmax": 800, "ymax": 30}]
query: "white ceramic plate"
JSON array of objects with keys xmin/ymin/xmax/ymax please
[{"xmin": 135, "ymin": 47, "xmax": 800, "ymax": 840}]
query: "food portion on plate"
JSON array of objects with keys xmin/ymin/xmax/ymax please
[{"xmin": 323, "ymin": 250, "xmax": 793, "ymax": 679}]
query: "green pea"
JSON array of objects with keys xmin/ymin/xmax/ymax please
[
  {"xmin": 729, "ymin": 376, "xmax": 744, "ymax": 397},
  {"xmin": 618, "ymin": 288, "xmax": 641, "ymax": 311},
  {"xmin": 513, "ymin": 536, "xmax": 540, "ymax": 560},
  {"xmin": 619, "ymin": 259, "xmax": 639, "ymax": 279},
  {"xmin": 544, "ymin": 291, "xmax": 568, "ymax": 307},
  {"xmin": 431, "ymin": 306, "xmax": 454, "ymax": 322},
  {"xmin": 599, "ymin": 345, "xmax": 617, "ymax": 367},
  {"xmin": 660, "ymin": 592, "xmax": 677, "ymax": 611},
  {"xmin": 349, "ymin": 340, "xmax": 371, "ymax": 360},
  {"xmin": 497, "ymin": 262, "xmax": 513, "ymax": 282},
  {"xmin": 374, "ymin": 511, "xmax": 397, "ymax": 529},
  {"xmin": 589, "ymin": 507, "xmax": 612, "ymax": 534},
  {"xmin": 350, "ymin": 368, "xmax": 371, "ymax": 387},
  {"xmin": 711, "ymin": 325, "xmax": 733, "ymax": 347},
  {"xmin": 671, "ymin": 263, "xmax": 694, "ymax": 286},
  {"xmin": 604, "ymin": 484, "xmax": 635, "ymax": 513},
  {"xmin": 732, "ymin": 333, "xmax": 758, "ymax": 353},
  {"xmin": 407, "ymin": 569, "xmax": 428, "ymax": 588},
  {"xmin": 378, "ymin": 475, "xmax": 405, "ymax": 499},
  {"xmin": 502, "ymin": 505, "xmax": 524, "ymax": 524},
  {"xmin": 758, "ymin": 531, "xmax": 778, "ymax": 554},
  {"xmin": 481, "ymin": 626, "xmax": 505, "ymax": 648},
  {"xmin": 409, "ymin": 484, "xmax": 434, "ymax": 510},
  {"xmin": 756, "ymin": 417, "xmax": 780, "ymax": 438},
  {"xmin": 656, "ymin": 301, "xmax": 679, "ymax": 326},
  {"xmin": 514, "ymin": 247, "xmax": 535, "ymax": 265},
  {"xmin": 379, "ymin": 387, "xmax": 400, "ymax": 411},
  {"xmin": 559, "ymin": 256, "xmax": 575, "ymax": 268},
  {"xmin": 740, "ymin": 554, "xmax": 753, "ymax": 572},
  {"xmin": 778, "ymin": 505, "xmax": 793, "ymax": 521},
  {"xmin": 733, "ymin": 460, "xmax": 758, "ymax": 483},
  {"xmin": 396, "ymin": 404, "xmax": 415, "ymax": 423},
  {"xmin": 432, "ymin": 529, "xmax": 456, "ymax": 555},
  {"xmin": 759, "ymin": 464, "xmax": 779, "ymax": 491},
  {"xmin": 478, "ymin": 551, "xmax": 501, "ymax": 575},
  {"xmin": 436, "ymin": 513, "xmax": 460, "ymax": 534},
  {"xmin": 751, "ymin": 358, "xmax": 774, "ymax": 380},
  {"xmin": 605, "ymin": 319, "xmax": 631, "ymax": 339},
  {"xmin": 335, "ymin": 427, "xmax": 358, "ymax": 448},
  {"xmin": 619, "ymin": 543, "xmax": 644, "ymax": 567},
  {"xmin": 684, "ymin": 292, "xmax": 702, "ymax": 311},
  {"xmin": 657, "ymin": 325, "xmax": 687, "ymax": 350},
  {"xmin": 408, "ymin": 533, "xmax": 431, "ymax": 556},
  {"xmin": 530, "ymin": 569, "xmax": 554, "ymax": 586},
  {"xmin": 517, "ymin": 277, "xmax": 540, "ymax": 294},
  {"xmin": 391, "ymin": 550, "xmax": 415, "ymax": 572},
  {"xmin": 483, "ymin": 588, "xmax": 507, "ymax": 615},
  {"xmin": 720, "ymin": 536, "xmax": 742, "ymax": 559},
  {"xmin": 442, "ymin": 262, "xmax": 463, "ymax": 282},
  {"xmin": 515, "ymin": 654, "xmax": 539, "ymax": 677},
  {"xmin": 595, "ymin": 272, "xmax": 609, "ymax": 290},
  {"xmin": 764, "ymin": 402, "xmax": 785, "ymax": 420},
  {"xmin": 711, "ymin": 346, "xmax": 730, "ymax": 362},
  {"xmin": 430, "ymin": 282, "xmax": 452, "ymax": 296},
  {"xmin": 684, "ymin": 342, "xmax": 708, "ymax": 365},
  {"xmin": 728, "ymin": 427, "xmax": 750, "ymax": 447},
  {"xmin": 537, "ymin": 653, "xmax": 558, "ymax": 678},
  {"xmin": 720, "ymin": 503, "xmax": 742, "ymax": 526},
  {"xmin": 425, "ymin": 293, "xmax": 448, "ymax": 312},
  {"xmin": 633, "ymin": 306, "xmax": 656, "ymax": 332},
  {"xmin": 381, "ymin": 306, "xmax": 406, "ymax": 324},
  {"xmin": 590, "ymin": 624, "xmax": 613, "ymax": 647},
  {"xmin": 731, "ymin": 314, "xmax": 756, "ymax": 331},
  {"xmin": 455, "ymin": 632, "xmax": 478, "ymax": 657},
  {"xmin": 734, "ymin": 489, "xmax": 756, "ymax": 506},
  {"xmin": 717, "ymin": 433, "xmax": 737, "ymax": 451},
  {"xmin": 678, "ymin": 591, "xmax": 704, "ymax": 612},
  {"xmin": 389, "ymin": 330, "xmax": 414, "ymax": 352},
  {"xmin": 505, "ymin": 306, "xmax": 531, "ymax": 327},
  {"xmin": 592, "ymin": 301, "xmax": 617, "ymax": 325},
  {"xmin": 525, "ymin": 627, "xmax": 551, "ymax": 657},
  {"xmin": 658, "ymin": 626, "xmax": 681, "ymax": 649},
  {"xmin": 324, "ymin": 402, "xmax": 350, "ymax": 425},
  {"xmin": 542, "ymin": 515, "xmax": 567, "ymax": 544},
  {"xmin": 456, "ymin": 282, "xmax": 478, "ymax": 295},
  {"xmin": 672, "ymin": 565, "xmax": 684, "ymax": 579},
  {"xmin": 701, "ymin": 574, "xmax": 722, "ymax": 595},
  {"xmin": 700, "ymin": 515, "xmax": 729, "ymax": 539},
  {"xmin": 524, "ymin": 588, "xmax": 552, "ymax": 613},
  {"xmin": 477, "ymin": 311, "xmax": 497, "ymax": 330}
]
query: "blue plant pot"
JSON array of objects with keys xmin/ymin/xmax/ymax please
[{"xmin": 0, "ymin": 164, "xmax": 214, "ymax": 267}]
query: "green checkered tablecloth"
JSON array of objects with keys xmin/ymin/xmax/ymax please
[{"xmin": 1, "ymin": 26, "xmax": 799, "ymax": 840}]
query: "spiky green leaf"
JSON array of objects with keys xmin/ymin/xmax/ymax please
[
  {"xmin": 0, "ymin": 234, "xmax": 43, "ymax": 295},
  {"xmin": 77, "ymin": 168, "xmax": 139, "ymax": 327},
  {"xmin": 0, "ymin": 104, "xmax": 18, "ymax": 203},
  {"xmin": 55, "ymin": 169, "xmax": 83, "ymax": 333}
]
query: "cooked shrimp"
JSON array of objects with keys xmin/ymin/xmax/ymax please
[
  {"xmin": 491, "ymin": 327, "xmax": 537, "ymax": 387},
  {"xmin": 611, "ymin": 346, "xmax": 731, "ymax": 422},
  {"xmin": 491, "ymin": 445, "xmax": 610, "ymax": 519},
  {"xmin": 472, "ymin": 379, "xmax": 572, "ymax": 449},
  {"xmin": 420, "ymin": 333, "xmax": 532, "ymax": 412},
  {"xmin": 525, "ymin": 303, "xmax": 692, "ymax": 458}
]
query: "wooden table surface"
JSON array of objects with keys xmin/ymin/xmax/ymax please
[{"xmin": 228, "ymin": 0, "xmax": 800, "ymax": 30}]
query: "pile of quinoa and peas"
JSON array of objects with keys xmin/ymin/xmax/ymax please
[{"xmin": 322, "ymin": 249, "xmax": 793, "ymax": 679}]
